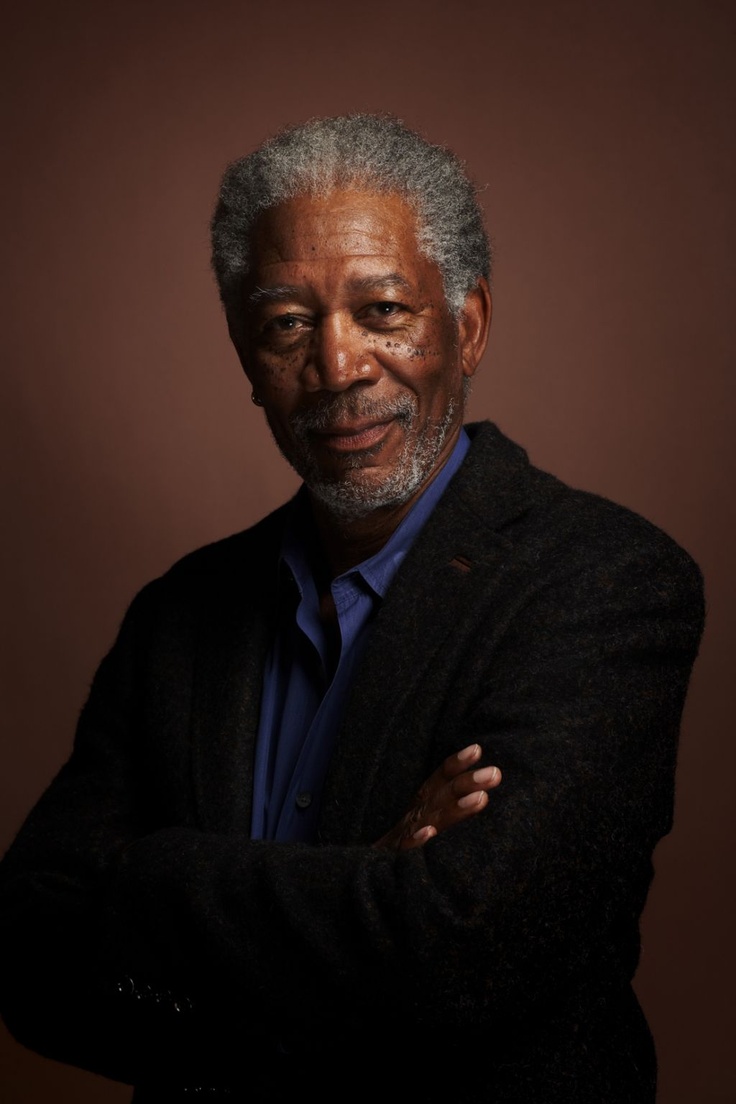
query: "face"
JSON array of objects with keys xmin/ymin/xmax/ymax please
[{"xmin": 235, "ymin": 189, "xmax": 489, "ymax": 521}]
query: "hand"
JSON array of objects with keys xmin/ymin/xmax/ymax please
[{"xmin": 373, "ymin": 744, "xmax": 501, "ymax": 852}]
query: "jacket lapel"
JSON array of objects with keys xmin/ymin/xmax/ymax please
[{"xmin": 317, "ymin": 423, "xmax": 543, "ymax": 844}]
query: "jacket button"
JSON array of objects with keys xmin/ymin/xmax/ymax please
[{"xmin": 295, "ymin": 792, "xmax": 312, "ymax": 809}]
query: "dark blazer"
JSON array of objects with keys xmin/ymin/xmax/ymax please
[{"xmin": 0, "ymin": 422, "xmax": 704, "ymax": 1102}]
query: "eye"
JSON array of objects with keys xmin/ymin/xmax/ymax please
[
  {"xmin": 361, "ymin": 301, "xmax": 408, "ymax": 325},
  {"xmin": 268, "ymin": 313, "xmax": 301, "ymax": 331},
  {"xmin": 260, "ymin": 312, "xmax": 312, "ymax": 346}
]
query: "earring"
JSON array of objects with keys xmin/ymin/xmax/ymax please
[{"xmin": 251, "ymin": 392, "xmax": 264, "ymax": 407}]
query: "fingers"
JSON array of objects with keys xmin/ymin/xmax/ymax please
[
  {"xmin": 452, "ymin": 764, "xmax": 502, "ymax": 798},
  {"xmin": 424, "ymin": 764, "xmax": 501, "ymax": 836},
  {"xmin": 408, "ymin": 787, "xmax": 491, "ymax": 848},
  {"xmin": 373, "ymin": 747, "xmax": 502, "ymax": 850},
  {"xmin": 396, "ymin": 831, "xmax": 435, "ymax": 852},
  {"xmin": 441, "ymin": 743, "xmax": 483, "ymax": 779},
  {"xmin": 440, "ymin": 747, "xmax": 502, "ymax": 794},
  {"xmin": 457, "ymin": 789, "xmax": 491, "ymax": 810}
]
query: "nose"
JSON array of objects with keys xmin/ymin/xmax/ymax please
[{"xmin": 302, "ymin": 312, "xmax": 381, "ymax": 392}]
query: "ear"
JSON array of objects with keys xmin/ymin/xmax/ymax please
[{"xmin": 457, "ymin": 278, "xmax": 492, "ymax": 379}]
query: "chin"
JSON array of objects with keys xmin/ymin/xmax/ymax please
[
  {"xmin": 305, "ymin": 453, "xmax": 432, "ymax": 521},
  {"xmin": 277, "ymin": 398, "xmax": 461, "ymax": 520}
]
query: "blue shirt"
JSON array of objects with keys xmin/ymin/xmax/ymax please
[{"xmin": 250, "ymin": 430, "xmax": 471, "ymax": 843}]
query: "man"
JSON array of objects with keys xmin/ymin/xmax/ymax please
[{"xmin": 0, "ymin": 115, "xmax": 704, "ymax": 1102}]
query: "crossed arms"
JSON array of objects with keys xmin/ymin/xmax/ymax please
[{"xmin": 0, "ymin": 502, "xmax": 704, "ymax": 1088}]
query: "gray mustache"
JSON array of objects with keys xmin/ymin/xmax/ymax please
[{"xmin": 290, "ymin": 393, "xmax": 417, "ymax": 434}]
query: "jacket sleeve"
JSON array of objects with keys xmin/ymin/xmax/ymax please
[{"xmin": 0, "ymin": 527, "xmax": 705, "ymax": 1083}]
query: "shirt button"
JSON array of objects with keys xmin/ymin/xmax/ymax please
[{"xmin": 295, "ymin": 792, "xmax": 312, "ymax": 809}]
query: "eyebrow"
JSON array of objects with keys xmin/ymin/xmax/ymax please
[
  {"xmin": 246, "ymin": 273, "xmax": 414, "ymax": 309},
  {"xmin": 247, "ymin": 285, "xmax": 302, "ymax": 307},
  {"xmin": 346, "ymin": 273, "xmax": 413, "ymax": 296}
]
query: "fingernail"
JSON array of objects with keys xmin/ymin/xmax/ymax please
[
  {"xmin": 472, "ymin": 766, "xmax": 498, "ymax": 784},
  {"xmin": 458, "ymin": 792, "xmax": 485, "ymax": 809},
  {"xmin": 458, "ymin": 744, "xmax": 480, "ymax": 761}
]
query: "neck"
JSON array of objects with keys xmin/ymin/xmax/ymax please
[{"xmin": 310, "ymin": 495, "xmax": 418, "ymax": 577}]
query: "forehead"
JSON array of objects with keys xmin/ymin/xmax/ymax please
[{"xmin": 249, "ymin": 189, "xmax": 428, "ymax": 274}]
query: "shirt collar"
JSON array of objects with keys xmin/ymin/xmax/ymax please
[{"xmin": 281, "ymin": 428, "xmax": 471, "ymax": 600}]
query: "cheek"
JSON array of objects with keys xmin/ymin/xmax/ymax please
[
  {"xmin": 249, "ymin": 350, "xmax": 304, "ymax": 399},
  {"xmin": 383, "ymin": 311, "xmax": 457, "ymax": 363},
  {"xmin": 380, "ymin": 333, "xmax": 460, "ymax": 395}
]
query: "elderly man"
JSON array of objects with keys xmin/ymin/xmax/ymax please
[{"xmin": 0, "ymin": 116, "xmax": 703, "ymax": 1102}]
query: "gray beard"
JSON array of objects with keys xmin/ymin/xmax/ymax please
[{"xmin": 275, "ymin": 392, "xmax": 458, "ymax": 521}]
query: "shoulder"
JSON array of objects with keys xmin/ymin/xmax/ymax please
[
  {"xmin": 118, "ymin": 499, "xmax": 293, "ymax": 631},
  {"xmin": 165, "ymin": 499, "xmax": 291, "ymax": 583},
  {"xmin": 454, "ymin": 421, "xmax": 704, "ymax": 604}
]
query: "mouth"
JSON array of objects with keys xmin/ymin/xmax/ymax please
[{"xmin": 310, "ymin": 418, "xmax": 395, "ymax": 453}]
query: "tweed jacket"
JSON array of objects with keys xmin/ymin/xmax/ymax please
[{"xmin": 0, "ymin": 422, "xmax": 704, "ymax": 1102}]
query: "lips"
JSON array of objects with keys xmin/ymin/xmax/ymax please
[{"xmin": 311, "ymin": 419, "xmax": 394, "ymax": 452}]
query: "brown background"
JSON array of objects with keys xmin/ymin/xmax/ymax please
[{"xmin": 1, "ymin": 1, "xmax": 734, "ymax": 1100}]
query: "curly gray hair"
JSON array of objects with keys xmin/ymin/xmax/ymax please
[{"xmin": 210, "ymin": 114, "xmax": 491, "ymax": 332}]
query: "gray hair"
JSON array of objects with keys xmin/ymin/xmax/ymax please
[{"xmin": 210, "ymin": 113, "xmax": 491, "ymax": 332}]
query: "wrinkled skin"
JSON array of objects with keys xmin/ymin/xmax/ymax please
[{"xmin": 233, "ymin": 188, "xmax": 491, "ymax": 572}]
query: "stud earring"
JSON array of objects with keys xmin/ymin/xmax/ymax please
[{"xmin": 251, "ymin": 392, "xmax": 264, "ymax": 407}]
